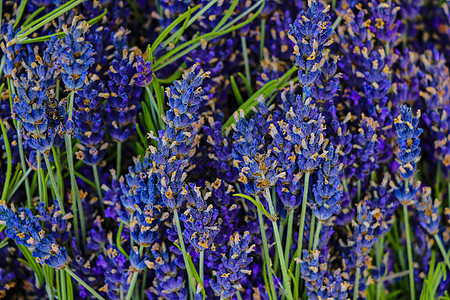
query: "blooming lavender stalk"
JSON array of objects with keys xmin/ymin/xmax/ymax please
[
  {"xmin": 311, "ymin": 146, "xmax": 343, "ymax": 250},
  {"xmin": 232, "ymin": 100, "xmax": 292, "ymax": 298},
  {"xmin": 286, "ymin": 2, "xmax": 336, "ymax": 295},
  {"xmin": 106, "ymin": 48, "xmax": 151, "ymax": 174},
  {"xmin": 56, "ymin": 16, "xmax": 96, "ymax": 246},
  {"xmin": 416, "ymin": 187, "xmax": 450, "ymax": 270},
  {"xmin": 180, "ymin": 184, "xmax": 220, "ymax": 285},
  {"xmin": 148, "ymin": 242, "xmax": 188, "ymax": 299},
  {"xmin": 119, "ymin": 155, "xmax": 167, "ymax": 247},
  {"xmin": 10, "ymin": 37, "xmax": 67, "ymax": 216},
  {"xmin": 0, "ymin": 202, "xmax": 68, "ymax": 270},
  {"xmin": 288, "ymin": 0, "xmax": 333, "ymax": 87},
  {"xmin": 300, "ymin": 250, "xmax": 349, "ymax": 299},
  {"xmin": 350, "ymin": 201, "xmax": 380, "ymax": 300},
  {"xmin": 210, "ymin": 232, "xmax": 255, "ymax": 300},
  {"xmin": 394, "ymin": 105, "xmax": 422, "ymax": 300},
  {"xmin": 148, "ymin": 63, "xmax": 210, "ymax": 296}
]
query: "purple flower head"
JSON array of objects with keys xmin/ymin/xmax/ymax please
[
  {"xmin": 418, "ymin": 49, "xmax": 450, "ymax": 111},
  {"xmin": 57, "ymin": 17, "xmax": 95, "ymax": 91},
  {"xmin": 106, "ymin": 49, "xmax": 144, "ymax": 142},
  {"xmin": 311, "ymin": 146, "xmax": 343, "ymax": 221},
  {"xmin": 149, "ymin": 242, "xmax": 188, "ymax": 299},
  {"xmin": 365, "ymin": 174, "xmax": 398, "ymax": 237},
  {"xmin": 210, "ymin": 232, "xmax": 255, "ymax": 299},
  {"xmin": 0, "ymin": 25, "xmax": 24, "ymax": 78},
  {"xmin": 130, "ymin": 246, "xmax": 151, "ymax": 271},
  {"xmin": 264, "ymin": 11, "xmax": 294, "ymax": 62},
  {"xmin": 285, "ymin": 97, "xmax": 327, "ymax": 172},
  {"xmin": 159, "ymin": 0, "xmax": 191, "ymax": 16},
  {"xmin": 203, "ymin": 115, "xmax": 238, "ymax": 182},
  {"xmin": 393, "ymin": 177, "xmax": 419, "ymax": 206},
  {"xmin": 117, "ymin": 154, "xmax": 168, "ymax": 246},
  {"xmin": 74, "ymin": 74, "xmax": 109, "ymax": 165},
  {"xmin": 232, "ymin": 101, "xmax": 284, "ymax": 196},
  {"xmin": 288, "ymin": 0, "xmax": 334, "ymax": 86},
  {"xmin": 97, "ymin": 246, "xmax": 132, "ymax": 299},
  {"xmin": 12, "ymin": 44, "xmax": 64, "ymax": 153},
  {"xmin": 368, "ymin": 1, "xmax": 401, "ymax": 44},
  {"xmin": 0, "ymin": 202, "xmax": 68, "ymax": 270},
  {"xmin": 416, "ymin": 187, "xmax": 440, "ymax": 236},
  {"xmin": 133, "ymin": 55, "xmax": 153, "ymax": 87},
  {"xmin": 150, "ymin": 64, "xmax": 210, "ymax": 209},
  {"xmin": 350, "ymin": 115, "xmax": 380, "ymax": 180},
  {"xmin": 300, "ymin": 249, "xmax": 349, "ymax": 299},
  {"xmin": 394, "ymin": 105, "xmax": 422, "ymax": 180},
  {"xmin": 300, "ymin": 250, "xmax": 327, "ymax": 294},
  {"xmin": 35, "ymin": 202, "xmax": 70, "ymax": 245},
  {"xmin": 350, "ymin": 201, "xmax": 379, "ymax": 267},
  {"xmin": 180, "ymin": 184, "xmax": 220, "ymax": 252}
]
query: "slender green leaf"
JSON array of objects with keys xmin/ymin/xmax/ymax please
[
  {"xmin": 150, "ymin": 5, "xmax": 200, "ymax": 52},
  {"xmin": 230, "ymin": 75, "xmax": 243, "ymax": 105},
  {"xmin": 212, "ymin": 0, "xmax": 239, "ymax": 32},
  {"xmin": 13, "ymin": 0, "xmax": 28, "ymax": 29},
  {"xmin": 233, "ymin": 193, "xmax": 273, "ymax": 220},
  {"xmin": 163, "ymin": 0, "xmax": 219, "ymax": 47},
  {"xmin": 187, "ymin": 253, "xmax": 206, "ymax": 300},
  {"xmin": 116, "ymin": 222, "xmax": 130, "ymax": 259}
]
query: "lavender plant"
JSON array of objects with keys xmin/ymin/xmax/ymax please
[{"xmin": 1, "ymin": 0, "xmax": 450, "ymax": 299}]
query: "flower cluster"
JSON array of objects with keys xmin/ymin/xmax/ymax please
[
  {"xmin": 210, "ymin": 232, "xmax": 255, "ymax": 299},
  {"xmin": 1, "ymin": 0, "xmax": 450, "ymax": 299},
  {"xmin": 0, "ymin": 202, "xmax": 68, "ymax": 269}
]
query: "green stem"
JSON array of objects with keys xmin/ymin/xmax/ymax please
[
  {"xmin": 357, "ymin": 180, "xmax": 361, "ymax": 203},
  {"xmin": 308, "ymin": 214, "xmax": 316, "ymax": 251},
  {"xmin": 376, "ymin": 237, "xmax": 385, "ymax": 300},
  {"xmin": 13, "ymin": 0, "xmax": 28, "ymax": 29},
  {"xmin": 51, "ymin": 147, "xmax": 64, "ymax": 198},
  {"xmin": 284, "ymin": 209, "xmax": 294, "ymax": 266},
  {"xmin": 117, "ymin": 142, "xmax": 122, "ymax": 177},
  {"xmin": 448, "ymin": 182, "xmax": 450, "ymax": 208},
  {"xmin": 65, "ymin": 92, "xmax": 84, "ymax": 247},
  {"xmin": 0, "ymin": 120, "xmax": 12, "ymax": 201},
  {"xmin": 435, "ymin": 235, "xmax": 450, "ymax": 271},
  {"xmin": 236, "ymin": 291, "xmax": 243, "ymax": 300},
  {"xmin": 260, "ymin": 18, "xmax": 266, "ymax": 61},
  {"xmin": 353, "ymin": 267, "xmax": 361, "ymax": 300},
  {"xmin": 403, "ymin": 203, "xmax": 415, "ymax": 300},
  {"xmin": 17, "ymin": 128, "xmax": 32, "ymax": 208},
  {"xmin": 274, "ymin": 218, "xmax": 284, "ymax": 275},
  {"xmin": 65, "ymin": 268, "xmax": 105, "ymax": 300},
  {"xmin": 56, "ymin": 269, "xmax": 61, "ymax": 300},
  {"xmin": 241, "ymin": 35, "xmax": 253, "ymax": 94},
  {"xmin": 43, "ymin": 155, "xmax": 65, "ymax": 214},
  {"xmin": 331, "ymin": 16, "xmax": 342, "ymax": 30},
  {"xmin": 199, "ymin": 251, "xmax": 204, "ymax": 288},
  {"xmin": 66, "ymin": 269, "xmax": 73, "ymax": 300},
  {"xmin": 294, "ymin": 172, "xmax": 310, "ymax": 299},
  {"xmin": 125, "ymin": 246, "xmax": 143, "ymax": 300},
  {"xmin": 257, "ymin": 208, "xmax": 277, "ymax": 300},
  {"xmin": 61, "ymin": 268, "xmax": 67, "ymax": 300},
  {"xmin": 37, "ymin": 152, "xmax": 46, "ymax": 207},
  {"xmin": 140, "ymin": 263, "xmax": 148, "ymax": 300},
  {"xmin": 173, "ymin": 209, "xmax": 196, "ymax": 297},
  {"xmin": 262, "ymin": 188, "xmax": 293, "ymax": 300},
  {"xmin": 92, "ymin": 165, "xmax": 104, "ymax": 214},
  {"xmin": 312, "ymin": 221, "xmax": 322, "ymax": 251},
  {"xmin": 13, "ymin": 0, "xmax": 86, "ymax": 43}
]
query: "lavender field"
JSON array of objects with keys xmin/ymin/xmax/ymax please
[{"xmin": 0, "ymin": 0, "xmax": 450, "ymax": 299}]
